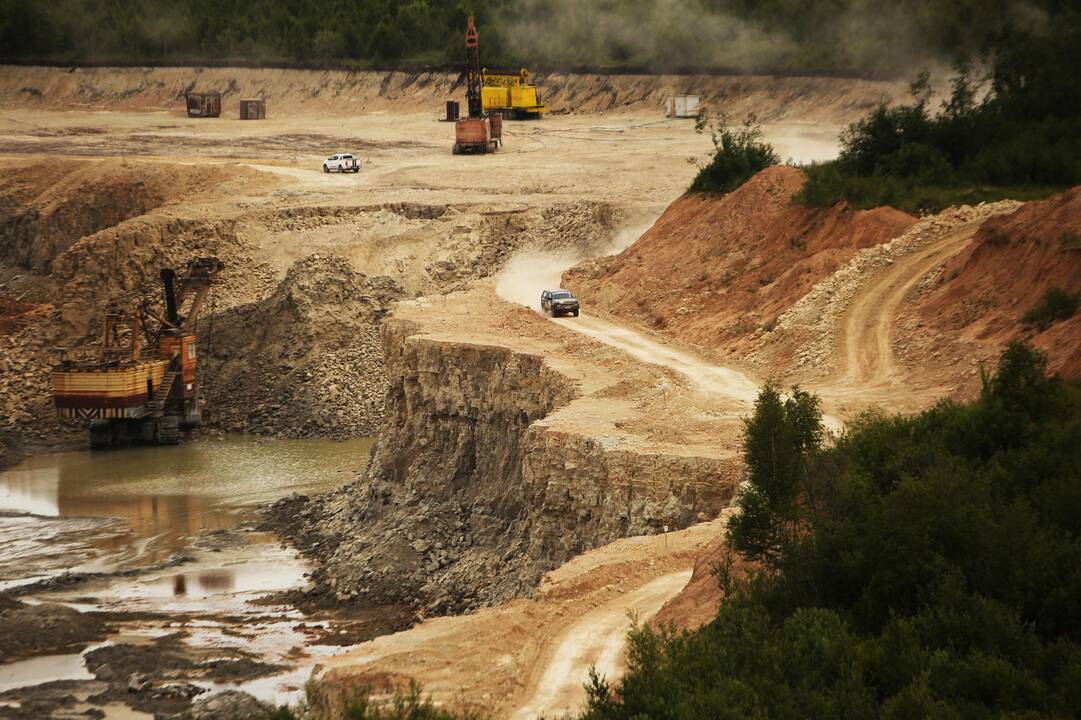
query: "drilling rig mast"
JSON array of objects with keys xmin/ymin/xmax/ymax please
[{"xmin": 453, "ymin": 16, "xmax": 501, "ymax": 154}]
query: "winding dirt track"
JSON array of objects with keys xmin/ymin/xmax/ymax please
[
  {"xmin": 555, "ymin": 315, "xmax": 761, "ymax": 403},
  {"xmin": 838, "ymin": 223, "xmax": 981, "ymax": 389},
  {"xmin": 490, "ymin": 222, "xmax": 983, "ymax": 716},
  {"xmin": 553, "ymin": 313, "xmax": 846, "ymax": 432},
  {"xmin": 510, "ymin": 570, "xmax": 693, "ymax": 720}
]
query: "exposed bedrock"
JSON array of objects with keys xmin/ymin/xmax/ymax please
[{"xmin": 268, "ymin": 318, "xmax": 736, "ymax": 616}]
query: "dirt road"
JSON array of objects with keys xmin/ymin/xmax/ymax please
[
  {"xmin": 311, "ymin": 519, "xmax": 724, "ymax": 720},
  {"xmin": 556, "ymin": 315, "xmax": 761, "ymax": 403},
  {"xmin": 552, "ymin": 313, "xmax": 847, "ymax": 432},
  {"xmin": 510, "ymin": 569, "xmax": 693, "ymax": 720},
  {"xmin": 838, "ymin": 223, "xmax": 982, "ymax": 388}
]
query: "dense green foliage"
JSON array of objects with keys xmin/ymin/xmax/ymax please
[
  {"xmin": 1023, "ymin": 288, "xmax": 1080, "ymax": 331},
  {"xmin": 801, "ymin": 19, "xmax": 1081, "ymax": 211},
  {"xmin": 0, "ymin": 0, "xmax": 1066, "ymax": 73},
  {"xmin": 0, "ymin": 0, "xmax": 496, "ymax": 63},
  {"xmin": 582, "ymin": 343, "xmax": 1081, "ymax": 719},
  {"xmin": 688, "ymin": 117, "xmax": 780, "ymax": 194}
]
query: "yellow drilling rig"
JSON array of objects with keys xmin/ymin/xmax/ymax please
[{"xmin": 50, "ymin": 257, "xmax": 223, "ymax": 448}]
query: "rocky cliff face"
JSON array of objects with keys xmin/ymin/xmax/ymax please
[{"xmin": 267, "ymin": 317, "xmax": 737, "ymax": 615}]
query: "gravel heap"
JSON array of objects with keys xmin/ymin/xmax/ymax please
[
  {"xmin": 203, "ymin": 254, "xmax": 403, "ymax": 439},
  {"xmin": 750, "ymin": 201, "xmax": 1023, "ymax": 372}
]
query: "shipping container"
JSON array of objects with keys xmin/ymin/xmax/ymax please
[
  {"xmin": 239, "ymin": 98, "xmax": 266, "ymax": 120},
  {"xmin": 666, "ymin": 95, "xmax": 701, "ymax": 119},
  {"xmin": 185, "ymin": 92, "xmax": 221, "ymax": 118}
]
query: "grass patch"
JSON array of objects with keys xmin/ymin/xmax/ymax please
[
  {"xmin": 799, "ymin": 161, "xmax": 1065, "ymax": 213},
  {"xmin": 1022, "ymin": 287, "xmax": 1080, "ymax": 331}
]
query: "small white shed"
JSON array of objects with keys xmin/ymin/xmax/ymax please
[{"xmin": 666, "ymin": 95, "xmax": 701, "ymax": 118}]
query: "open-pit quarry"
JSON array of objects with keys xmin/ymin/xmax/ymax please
[{"xmin": 1, "ymin": 65, "xmax": 1078, "ymax": 719}]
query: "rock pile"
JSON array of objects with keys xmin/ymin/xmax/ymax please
[
  {"xmin": 0, "ymin": 310, "xmax": 79, "ymax": 468},
  {"xmin": 203, "ymin": 254, "xmax": 403, "ymax": 439},
  {"xmin": 474, "ymin": 200, "xmax": 620, "ymax": 275}
]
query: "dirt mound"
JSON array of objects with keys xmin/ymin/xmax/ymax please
[
  {"xmin": 750, "ymin": 201, "xmax": 1022, "ymax": 380},
  {"xmin": 204, "ymin": 254, "xmax": 403, "ymax": 439},
  {"xmin": 911, "ymin": 188, "xmax": 1081, "ymax": 377},
  {"xmin": 564, "ymin": 166, "xmax": 915, "ymax": 358},
  {"xmin": 0, "ymin": 66, "xmax": 908, "ymax": 122}
]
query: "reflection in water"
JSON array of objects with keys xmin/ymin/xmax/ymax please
[
  {"xmin": 0, "ymin": 435, "xmax": 372, "ymax": 576},
  {"xmin": 197, "ymin": 570, "xmax": 234, "ymax": 592},
  {"xmin": 169, "ymin": 570, "xmax": 237, "ymax": 596}
]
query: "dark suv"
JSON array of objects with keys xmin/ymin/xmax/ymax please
[{"xmin": 541, "ymin": 289, "xmax": 580, "ymax": 317}]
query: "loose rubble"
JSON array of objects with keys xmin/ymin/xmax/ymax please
[{"xmin": 204, "ymin": 254, "xmax": 403, "ymax": 439}]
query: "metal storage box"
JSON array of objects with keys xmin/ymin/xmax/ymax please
[
  {"xmin": 185, "ymin": 91, "xmax": 221, "ymax": 118},
  {"xmin": 239, "ymin": 98, "xmax": 266, "ymax": 120},
  {"xmin": 666, "ymin": 95, "xmax": 701, "ymax": 118}
]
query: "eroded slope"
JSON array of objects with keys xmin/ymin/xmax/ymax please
[{"xmin": 564, "ymin": 166, "xmax": 915, "ymax": 358}]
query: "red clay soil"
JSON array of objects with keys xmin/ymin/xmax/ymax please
[
  {"xmin": 652, "ymin": 535, "xmax": 734, "ymax": 632},
  {"xmin": 915, "ymin": 187, "xmax": 1081, "ymax": 377},
  {"xmin": 564, "ymin": 166, "xmax": 915, "ymax": 358}
]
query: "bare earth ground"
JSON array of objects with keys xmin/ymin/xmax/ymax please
[
  {"xmin": 309, "ymin": 239, "xmax": 982, "ymax": 716},
  {"xmin": 1, "ymin": 68, "xmax": 1021, "ymax": 719},
  {"xmin": 312, "ymin": 515, "xmax": 726, "ymax": 720}
]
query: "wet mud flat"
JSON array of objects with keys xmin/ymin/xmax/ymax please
[{"xmin": 0, "ymin": 435, "xmax": 407, "ymax": 719}]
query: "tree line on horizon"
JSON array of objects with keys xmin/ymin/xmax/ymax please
[{"xmin": 0, "ymin": 0, "xmax": 1072, "ymax": 76}]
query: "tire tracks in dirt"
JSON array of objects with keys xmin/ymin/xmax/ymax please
[
  {"xmin": 836, "ymin": 223, "xmax": 981, "ymax": 390},
  {"xmin": 556, "ymin": 315, "xmax": 761, "ymax": 403},
  {"xmin": 509, "ymin": 570, "xmax": 693, "ymax": 720}
]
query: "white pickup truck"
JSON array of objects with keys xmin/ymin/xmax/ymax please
[{"xmin": 323, "ymin": 153, "xmax": 360, "ymax": 173}]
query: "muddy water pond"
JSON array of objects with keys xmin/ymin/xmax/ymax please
[
  {"xmin": 0, "ymin": 435, "xmax": 378, "ymax": 715},
  {"xmin": 0, "ymin": 436, "xmax": 371, "ymax": 585}
]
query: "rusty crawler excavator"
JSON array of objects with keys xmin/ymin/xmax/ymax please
[
  {"xmin": 50, "ymin": 257, "xmax": 224, "ymax": 448},
  {"xmin": 453, "ymin": 16, "xmax": 502, "ymax": 154}
]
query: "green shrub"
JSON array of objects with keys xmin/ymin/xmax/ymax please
[
  {"xmin": 1022, "ymin": 288, "xmax": 1080, "ymax": 331},
  {"xmin": 688, "ymin": 117, "xmax": 780, "ymax": 195},
  {"xmin": 800, "ymin": 23, "xmax": 1081, "ymax": 210}
]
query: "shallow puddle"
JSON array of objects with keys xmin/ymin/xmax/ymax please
[
  {"xmin": 0, "ymin": 435, "xmax": 375, "ymax": 714},
  {"xmin": 0, "ymin": 435, "xmax": 372, "ymax": 581},
  {"xmin": 0, "ymin": 647, "xmax": 98, "ymax": 693}
]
